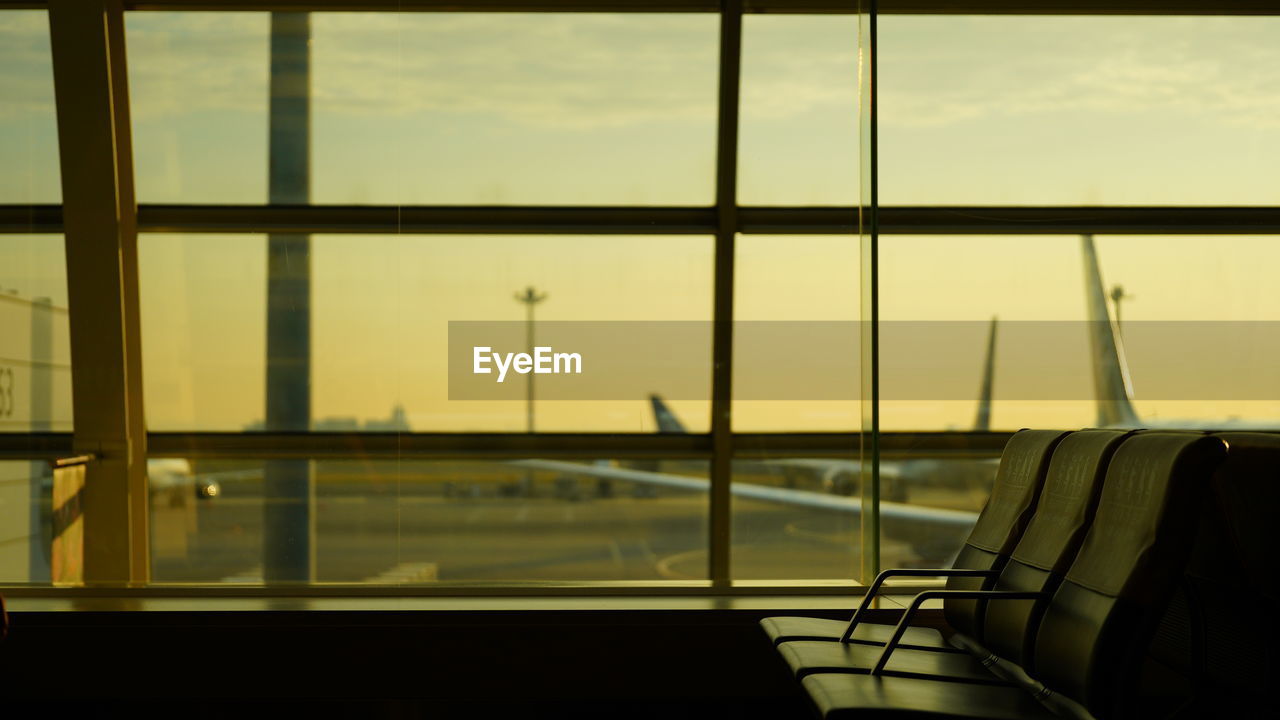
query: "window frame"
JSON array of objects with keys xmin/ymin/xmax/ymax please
[{"xmin": 1, "ymin": 0, "xmax": 1276, "ymax": 594}]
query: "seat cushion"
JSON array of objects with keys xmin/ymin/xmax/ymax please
[
  {"xmin": 778, "ymin": 640, "xmax": 1011, "ymax": 685},
  {"xmin": 760, "ymin": 616, "xmax": 952, "ymax": 650},
  {"xmin": 802, "ymin": 673, "xmax": 1057, "ymax": 720}
]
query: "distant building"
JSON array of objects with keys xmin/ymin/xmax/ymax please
[{"xmin": 244, "ymin": 404, "xmax": 410, "ymax": 432}]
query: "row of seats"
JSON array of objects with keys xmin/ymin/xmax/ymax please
[{"xmin": 761, "ymin": 429, "xmax": 1276, "ymax": 719}]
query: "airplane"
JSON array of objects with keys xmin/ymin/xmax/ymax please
[
  {"xmin": 645, "ymin": 313, "xmax": 1002, "ymax": 504},
  {"xmin": 512, "ymin": 457, "xmax": 979, "ymax": 534},
  {"xmin": 516, "ymin": 234, "xmax": 1276, "ymax": 567},
  {"xmin": 506, "ymin": 322, "xmax": 1006, "ymax": 566},
  {"xmin": 1082, "ymin": 233, "xmax": 1278, "ymax": 430},
  {"xmin": 148, "ymin": 458, "xmax": 222, "ymax": 500}
]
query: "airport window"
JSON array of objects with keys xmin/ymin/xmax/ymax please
[
  {"xmin": 1, "ymin": 1, "xmax": 1277, "ymax": 594},
  {"xmin": 151, "ymin": 457, "xmax": 709, "ymax": 584},
  {"xmin": 0, "ymin": 9, "xmax": 60, "ymax": 205},
  {"xmin": 738, "ymin": 15, "xmax": 860, "ymax": 206},
  {"xmin": 0, "ymin": 8, "xmax": 70, "ymax": 588},
  {"xmin": 733, "ymin": 234, "xmax": 860, "ymax": 434},
  {"xmin": 127, "ymin": 12, "xmax": 720, "ymax": 206},
  {"xmin": 878, "ymin": 14, "xmax": 1280, "ymax": 205},
  {"xmin": 880, "ymin": 234, "xmax": 1280, "ymax": 432},
  {"xmin": 139, "ymin": 233, "xmax": 714, "ymax": 433}
]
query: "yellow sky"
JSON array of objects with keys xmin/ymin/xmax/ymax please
[{"xmin": 3, "ymin": 10, "xmax": 1278, "ymax": 432}]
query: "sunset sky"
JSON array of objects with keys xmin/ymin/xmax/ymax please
[{"xmin": 2, "ymin": 10, "xmax": 1277, "ymax": 432}]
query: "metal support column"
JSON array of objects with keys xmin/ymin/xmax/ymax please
[
  {"xmin": 47, "ymin": 0, "xmax": 148, "ymax": 585},
  {"xmin": 27, "ymin": 297, "xmax": 53, "ymax": 582},
  {"xmin": 709, "ymin": 0, "xmax": 743, "ymax": 586},
  {"xmin": 857, "ymin": 0, "xmax": 881, "ymax": 584}
]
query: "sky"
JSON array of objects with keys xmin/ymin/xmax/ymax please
[{"xmin": 1, "ymin": 10, "xmax": 1278, "ymax": 433}]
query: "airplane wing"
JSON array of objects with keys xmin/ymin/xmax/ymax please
[{"xmin": 511, "ymin": 459, "xmax": 978, "ymax": 531}]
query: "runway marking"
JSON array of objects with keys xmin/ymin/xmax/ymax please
[
  {"xmin": 364, "ymin": 561, "xmax": 439, "ymax": 584},
  {"xmin": 221, "ymin": 566, "xmax": 263, "ymax": 583},
  {"xmin": 323, "ymin": 497, "xmax": 367, "ymax": 505}
]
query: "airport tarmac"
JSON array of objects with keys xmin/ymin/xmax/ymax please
[{"xmin": 150, "ymin": 461, "xmax": 986, "ymax": 585}]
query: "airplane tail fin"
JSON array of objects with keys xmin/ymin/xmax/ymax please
[
  {"xmin": 972, "ymin": 316, "xmax": 997, "ymax": 432},
  {"xmin": 649, "ymin": 394, "xmax": 688, "ymax": 434},
  {"xmin": 1081, "ymin": 235, "xmax": 1141, "ymax": 428}
]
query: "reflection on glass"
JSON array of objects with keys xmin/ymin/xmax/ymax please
[
  {"xmin": 149, "ymin": 458, "xmax": 709, "ymax": 583},
  {"xmin": 739, "ymin": 16, "xmax": 859, "ymax": 206},
  {"xmin": 126, "ymin": 12, "xmax": 718, "ymax": 205},
  {"xmin": 139, "ymin": 234, "xmax": 713, "ymax": 432},
  {"xmin": 0, "ymin": 460, "xmax": 52, "ymax": 583},
  {"xmin": 0, "ymin": 10, "xmax": 61, "ymax": 204},
  {"xmin": 733, "ymin": 235, "xmax": 859, "ymax": 432},
  {"xmin": 879, "ymin": 16, "xmax": 1280, "ymax": 205},
  {"xmin": 0, "ymin": 235, "xmax": 73, "ymax": 432}
]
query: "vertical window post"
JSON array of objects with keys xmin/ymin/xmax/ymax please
[
  {"xmin": 47, "ymin": 0, "xmax": 148, "ymax": 585},
  {"xmin": 858, "ymin": 0, "xmax": 881, "ymax": 584},
  {"xmin": 710, "ymin": 0, "xmax": 743, "ymax": 586}
]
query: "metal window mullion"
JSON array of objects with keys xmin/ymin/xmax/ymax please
[
  {"xmin": 12, "ymin": 206, "xmax": 1280, "ymax": 235},
  {"xmin": 100, "ymin": 1, "xmax": 1280, "ymax": 16},
  {"xmin": 858, "ymin": 0, "xmax": 880, "ymax": 585},
  {"xmin": 708, "ymin": 1, "xmax": 742, "ymax": 587},
  {"xmin": 47, "ymin": 0, "xmax": 148, "ymax": 586},
  {"xmin": 1, "ymin": 430, "xmax": 1014, "ymax": 460}
]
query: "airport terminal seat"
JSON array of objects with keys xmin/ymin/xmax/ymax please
[
  {"xmin": 761, "ymin": 429, "xmax": 1068, "ymax": 650},
  {"xmin": 798, "ymin": 432, "xmax": 1228, "ymax": 719},
  {"xmin": 1136, "ymin": 432, "xmax": 1280, "ymax": 717},
  {"xmin": 776, "ymin": 430, "xmax": 1130, "ymax": 683}
]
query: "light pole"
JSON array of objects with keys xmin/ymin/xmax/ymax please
[
  {"xmin": 1110, "ymin": 284, "xmax": 1133, "ymax": 337},
  {"xmin": 514, "ymin": 286, "xmax": 547, "ymax": 433}
]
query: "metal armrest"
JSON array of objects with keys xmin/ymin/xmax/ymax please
[
  {"xmin": 842, "ymin": 568, "xmax": 1000, "ymax": 641},
  {"xmin": 870, "ymin": 590, "xmax": 1050, "ymax": 675}
]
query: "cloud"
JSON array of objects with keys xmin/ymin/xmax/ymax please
[
  {"xmin": 877, "ymin": 16, "xmax": 1280, "ymax": 130},
  {"xmin": 0, "ymin": 11, "xmax": 56, "ymax": 119},
  {"xmin": 126, "ymin": 13, "xmax": 718, "ymax": 131}
]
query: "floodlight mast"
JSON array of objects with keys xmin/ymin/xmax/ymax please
[
  {"xmin": 515, "ymin": 286, "xmax": 548, "ymax": 433},
  {"xmin": 1109, "ymin": 284, "xmax": 1133, "ymax": 337}
]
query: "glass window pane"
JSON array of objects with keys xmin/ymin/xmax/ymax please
[
  {"xmin": 880, "ymin": 235, "xmax": 1280, "ymax": 432},
  {"xmin": 880, "ymin": 16, "xmax": 1280, "ymax": 205},
  {"xmin": 731, "ymin": 460, "xmax": 861, "ymax": 581},
  {"xmin": 0, "ymin": 235, "xmax": 73, "ymax": 433},
  {"xmin": 731, "ymin": 453, "xmax": 990, "ymax": 580},
  {"xmin": 733, "ymin": 235, "xmax": 860, "ymax": 432},
  {"xmin": 0, "ymin": 234, "xmax": 71, "ymax": 586},
  {"xmin": 877, "ymin": 233, "xmax": 1280, "ymax": 570},
  {"xmin": 731, "ymin": 235, "xmax": 863, "ymax": 581},
  {"xmin": 127, "ymin": 12, "xmax": 718, "ymax": 206},
  {"xmin": 0, "ymin": 460, "xmax": 53, "ymax": 584},
  {"xmin": 139, "ymin": 234, "xmax": 713, "ymax": 432},
  {"xmin": 0, "ymin": 10, "xmax": 61, "ymax": 204},
  {"xmin": 739, "ymin": 16, "xmax": 859, "ymax": 206},
  {"xmin": 126, "ymin": 13, "xmax": 270, "ymax": 204},
  {"xmin": 150, "ymin": 457, "xmax": 708, "ymax": 583},
  {"xmin": 1084, "ymin": 235, "xmax": 1280, "ymax": 426}
]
